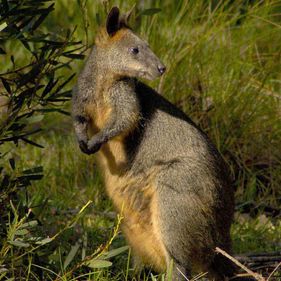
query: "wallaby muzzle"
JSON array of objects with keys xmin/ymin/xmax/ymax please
[{"xmin": 158, "ymin": 65, "xmax": 166, "ymax": 75}]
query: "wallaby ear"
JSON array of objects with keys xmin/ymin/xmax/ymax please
[
  {"xmin": 106, "ymin": 6, "xmax": 120, "ymax": 37},
  {"xmin": 119, "ymin": 4, "xmax": 135, "ymax": 26}
]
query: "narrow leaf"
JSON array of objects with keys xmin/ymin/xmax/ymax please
[
  {"xmin": 0, "ymin": 22, "xmax": 8, "ymax": 32},
  {"xmin": 35, "ymin": 108, "xmax": 70, "ymax": 115},
  {"xmin": 15, "ymin": 229, "xmax": 29, "ymax": 236},
  {"xmin": 9, "ymin": 158, "xmax": 15, "ymax": 170},
  {"xmin": 63, "ymin": 242, "xmax": 80, "ymax": 269},
  {"xmin": 46, "ymin": 98, "xmax": 69, "ymax": 102},
  {"xmin": 0, "ymin": 267, "xmax": 8, "ymax": 274},
  {"xmin": 19, "ymin": 38, "xmax": 32, "ymax": 53},
  {"xmin": 18, "ymin": 174, "xmax": 43, "ymax": 181},
  {"xmin": 21, "ymin": 137, "xmax": 44, "ymax": 148},
  {"xmin": 9, "ymin": 240, "xmax": 30, "ymax": 248},
  {"xmin": 23, "ymin": 166, "xmax": 43, "ymax": 174},
  {"xmin": 41, "ymin": 73, "xmax": 57, "ymax": 98},
  {"xmin": 35, "ymin": 237, "xmax": 52, "ymax": 245},
  {"xmin": 17, "ymin": 64, "xmax": 42, "ymax": 87},
  {"xmin": 19, "ymin": 220, "xmax": 38, "ymax": 228},
  {"xmin": 86, "ymin": 259, "xmax": 112, "ymax": 269},
  {"xmin": 26, "ymin": 114, "xmax": 44, "ymax": 124},
  {"xmin": 54, "ymin": 73, "xmax": 75, "ymax": 94},
  {"xmin": 101, "ymin": 246, "xmax": 129, "ymax": 259},
  {"xmin": 31, "ymin": 4, "xmax": 55, "ymax": 31},
  {"xmin": 62, "ymin": 53, "xmax": 85, "ymax": 60},
  {"xmin": 0, "ymin": 129, "xmax": 42, "ymax": 142},
  {"xmin": 0, "ymin": 78, "xmax": 11, "ymax": 94}
]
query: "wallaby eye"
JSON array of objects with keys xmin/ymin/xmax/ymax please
[{"xmin": 130, "ymin": 47, "xmax": 139, "ymax": 55}]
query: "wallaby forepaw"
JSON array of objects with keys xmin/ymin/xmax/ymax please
[
  {"xmin": 78, "ymin": 140, "xmax": 92, "ymax": 155},
  {"xmin": 87, "ymin": 138, "xmax": 104, "ymax": 154}
]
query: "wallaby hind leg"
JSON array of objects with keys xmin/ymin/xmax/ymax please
[{"xmin": 155, "ymin": 162, "xmax": 219, "ymax": 280}]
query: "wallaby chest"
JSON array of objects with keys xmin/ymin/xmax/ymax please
[{"xmin": 85, "ymin": 98, "xmax": 112, "ymax": 134}]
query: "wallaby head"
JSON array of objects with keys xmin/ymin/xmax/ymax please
[{"xmin": 95, "ymin": 7, "xmax": 166, "ymax": 80}]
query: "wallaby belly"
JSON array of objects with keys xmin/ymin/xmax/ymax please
[
  {"xmin": 97, "ymin": 152, "xmax": 167, "ymax": 271},
  {"xmin": 120, "ymin": 185, "xmax": 167, "ymax": 272}
]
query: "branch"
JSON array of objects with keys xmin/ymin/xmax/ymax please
[{"xmin": 215, "ymin": 247, "xmax": 265, "ymax": 281}]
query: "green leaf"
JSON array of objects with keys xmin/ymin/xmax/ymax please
[
  {"xmin": 9, "ymin": 158, "xmax": 15, "ymax": 170},
  {"xmin": 26, "ymin": 114, "xmax": 44, "ymax": 124},
  {"xmin": 41, "ymin": 72, "xmax": 57, "ymax": 98},
  {"xmin": 19, "ymin": 38, "xmax": 32, "ymax": 53},
  {"xmin": 100, "ymin": 246, "xmax": 129, "ymax": 259},
  {"xmin": 9, "ymin": 240, "xmax": 30, "ymax": 248},
  {"xmin": 31, "ymin": 4, "xmax": 55, "ymax": 31},
  {"xmin": 62, "ymin": 53, "xmax": 85, "ymax": 60},
  {"xmin": 15, "ymin": 229, "xmax": 29, "ymax": 236},
  {"xmin": 18, "ymin": 174, "xmax": 43, "ymax": 181},
  {"xmin": 35, "ymin": 108, "xmax": 70, "ymax": 115},
  {"xmin": 17, "ymin": 64, "xmax": 42, "ymax": 87},
  {"xmin": 0, "ymin": 267, "xmax": 8, "ymax": 274},
  {"xmin": 19, "ymin": 220, "xmax": 38, "ymax": 229},
  {"xmin": 0, "ymin": 78, "xmax": 11, "ymax": 94},
  {"xmin": 140, "ymin": 8, "xmax": 161, "ymax": 16},
  {"xmin": 86, "ymin": 259, "xmax": 112, "ymax": 269},
  {"xmin": 21, "ymin": 138, "xmax": 44, "ymax": 148},
  {"xmin": 35, "ymin": 237, "xmax": 52, "ymax": 245},
  {"xmin": 54, "ymin": 73, "xmax": 75, "ymax": 95},
  {"xmin": 23, "ymin": 166, "xmax": 43, "ymax": 174},
  {"xmin": 63, "ymin": 242, "xmax": 80, "ymax": 269},
  {"xmin": 0, "ymin": 22, "xmax": 7, "ymax": 32}
]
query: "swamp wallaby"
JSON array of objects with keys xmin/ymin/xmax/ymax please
[{"xmin": 72, "ymin": 7, "xmax": 238, "ymax": 281}]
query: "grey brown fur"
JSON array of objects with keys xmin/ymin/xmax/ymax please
[{"xmin": 72, "ymin": 7, "xmax": 238, "ymax": 281}]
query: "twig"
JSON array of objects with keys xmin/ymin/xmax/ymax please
[
  {"xmin": 240, "ymin": 251, "xmax": 281, "ymax": 257},
  {"xmin": 191, "ymin": 272, "xmax": 208, "ymax": 280},
  {"xmin": 236, "ymin": 255, "xmax": 281, "ymax": 263},
  {"xmin": 252, "ymin": 264, "xmax": 280, "ymax": 273},
  {"xmin": 215, "ymin": 247, "xmax": 265, "ymax": 281},
  {"xmin": 267, "ymin": 262, "xmax": 281, "ymax": 281},
  {"xmin": 176, "ymin": 266, "xmax": 189, "ymax": 280}
]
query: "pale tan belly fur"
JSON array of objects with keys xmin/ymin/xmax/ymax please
[{"xmin": 97, "ymin": 139, "xmax": 168, "ymax": 272}]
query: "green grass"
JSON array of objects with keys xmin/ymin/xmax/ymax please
[{"xmin": 1, "ymin": 0, "xmax": 281, "ymax": 280}]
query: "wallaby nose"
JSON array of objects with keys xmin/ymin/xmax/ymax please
[{"xmin": 158, "ymin": 65, "xmax": 166, "ymax": 75}]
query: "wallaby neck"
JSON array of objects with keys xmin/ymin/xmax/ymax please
[{"xmin": 80, "ymin": 46, "xmax": 135, "ymax": 100}]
